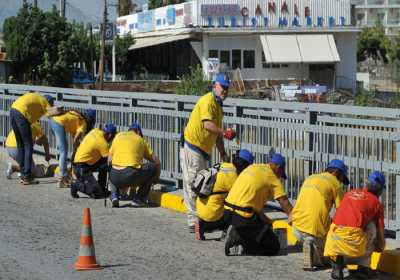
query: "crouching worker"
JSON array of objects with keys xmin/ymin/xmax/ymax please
[
  {"xmin": 195, "ymin": 149, "xmax": 254, "ymax": 240},
  {"xmin": 291, "ymin": 159, "xmax": 348, "ymax": 271},
  {"xmin": 5, "ymin": 122, "xmax": 51, "ymax": 179},
  {"xmin": 108, "ymin": 122, "xmax": 160, "ymax": 208},
  {"xmin": 70, "ymin": 123, "xmax": 117, "ymax": 199},
  {"xmin": 223, "ymin": 153, "xmax": 293, "ymax": 256},
  {"xmin": 324, "ymin": 171, "xmax": 386, "ymax": 280}
]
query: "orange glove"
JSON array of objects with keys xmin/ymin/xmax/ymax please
[{"xmin": 223, "ymin": 128, "xmax": 236, "ymax": 140}]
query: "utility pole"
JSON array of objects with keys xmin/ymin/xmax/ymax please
[
  {"xmin": 88, "ymin": 23, "xmax": 95, "ymax": 87},
  {"xmin": 34, "ymin": 0, "xmax": 38, "ymax": 8},
  {"xmin": 97, "ymin": 0, "xmax": 107, "ymax": 90},
  {"xmin": 59, "ymin": 0, "xmax": 66, "ymax": 18}
]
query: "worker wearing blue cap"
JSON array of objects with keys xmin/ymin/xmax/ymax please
[
  {"xmin": 291, "ymin": 159, "xmax": 348, "ymax": 271},
  {"xmin": 9, "ymin": 91, "xmax": 62, "ymax": 185},
  {"xmin": 181, "ymin": 72, "xmax": 237, "ymax": 232},
  {"xmin": 325, "ymin": 171, "xmax": 386, "ymax": 280},
  {"xmin": 50, "ymin": 108, "xmax": 96, "ymax": 188},
  {"xmin": 195, "ymin": 149, "xmax": 254, "ymax": 240},
  {"xmin": 70, "ymin": 123, "xmax": 117, "ymax": 199},
  {"xmin": 223, "ymin": 153, "xmax": 293, "ymax": 256},
  {"xmin": 108, "ymin": 122, "xmax": 160, "ymax": 208}
]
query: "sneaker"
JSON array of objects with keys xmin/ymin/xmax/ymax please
[
  {"xmin": 6, "ymin": 162, "xmax": 13, "ymax": 179},
  {"xmin": 58, "ymin": 176, "xmax": 71, "ymax": 188},
  {"xmin": 20, "ymin": 177, "xmax": 39, "ymax": 185},
  {"xmin": 194, "ymin": 220, "xmax": 205, "ymax": 241},
  {"xmin": 131, "ymin": 197, "xmax": 146, "ymax": 208},
  {"xmin": 225, "ymin": 226, "xmax": 245, "ymax": 256},
  {"xmin": 188, "ymin": 225, "xmax": 195, "ymax": 233},
  {"xmin": 111, "ymin": 192, "xmax": 119, "ymax": 208},
  {"xmin": 70, "ymin": 182, "xmax": 79, "ymax": 198},
  {"xmin": 331, "ymin": 256, "xmax": 344, "ymax": 280},
  {"xmin": 303, "ymin": 239, "xmax": 314, "ymax": 271}
]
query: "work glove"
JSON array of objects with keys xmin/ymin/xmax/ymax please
[{"xmin": 223, "ymin": 128, "xmax": 236, "ymax": 140}]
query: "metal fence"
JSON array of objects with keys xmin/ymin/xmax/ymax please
[{"xmin": 0, "ymin": 84, "xmax": 399, "ymax": 239}]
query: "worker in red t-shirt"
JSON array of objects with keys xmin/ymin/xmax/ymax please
[{"xmin": 324, "ymin": 171, "xmax": 386, "ymax": 280}]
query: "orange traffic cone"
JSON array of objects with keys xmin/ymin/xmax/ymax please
[{"xmin": 74, "ymin": 208, "xmax": 102, "ymax": 270}]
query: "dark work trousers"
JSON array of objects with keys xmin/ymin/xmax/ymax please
[
  {"xmin": 223, "ymin": 210, "xmax": 280, "ymax": 256},
  {"xmin": 199, "ymin": 217, "xmax": 230, "ymax": 233},
  {"xmin": 109, "ymin": 162, "xmax": 158, "ymax": 200},
  {"xmin": 10, "ymin": 109, "xmax": 33, "ymax": 179},
  {"xmin": 72, "ymin": 157, "xmax": 108, "ymax": 198}
]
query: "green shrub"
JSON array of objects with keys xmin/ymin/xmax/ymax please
[{"xmin": 176, "ymin": 65, "xmax": 211, "ymax": 96}]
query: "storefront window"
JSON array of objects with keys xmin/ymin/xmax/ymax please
[
  {"xmin": 243, "ymin": 50, "xmax": 255, "ymax": 68},
  {"xmin": 209, "ymin": 50, "xmax": 218, "ymax": 58},
  {"xmin": 232, "ymin": 49, "xmax": 241, "ymax": 69},
  {"xmin": 220, "ymin": 50, "xmax": 230, "ymax": 67}
]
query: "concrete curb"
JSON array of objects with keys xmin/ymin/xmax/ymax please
[{"xmin": 148, "ymin": 189, "xmax": 400, "ymax": 277}]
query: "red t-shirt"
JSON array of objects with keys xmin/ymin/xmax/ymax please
[{"xmin": 333, "ymin": 188, "xmax": 384, "ymax": 229}]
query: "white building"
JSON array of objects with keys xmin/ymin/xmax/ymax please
[
  {"xmin": 352, "ymin": 0, "xmax": 400, "ymax": 34},
  {"xmin": 117, "ymin": 0, "xmax": 358, "ymax": 92}
]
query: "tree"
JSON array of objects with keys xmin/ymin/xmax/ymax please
[
  {"xmin": 114, "ymin": 33, "xmax": 135, "ymax": 77},
  {"xmin": 357, "ymin": 23, "xmax": 392, "ymax": 63},
  {"xmin": 119, "ymin": 0, "xmax": 136, "ymax": 16}
]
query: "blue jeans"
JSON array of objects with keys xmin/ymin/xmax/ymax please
[
  {"xmin": 49, "ymin": 119, "xmax": 68, "ymax": 177},
  {"xmin": 10, "ymin": 109, "xmax": 33, "ymax": 178}
]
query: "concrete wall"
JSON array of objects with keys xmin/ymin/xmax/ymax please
[{"xmin": 334, "ymin": 32, "xmax": 358, "ymax": 92}]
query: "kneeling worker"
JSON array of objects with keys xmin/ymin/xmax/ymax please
[
  {"xmin": 5, "ymin": 121, "xmax": 51, "ymax": 179},
  {"xmin": 108, "ymin": 122, "xmax": 160, "ymax": 208},
  {"xmin": 291, "ymin": 159, "xmax": 348, "ymax": 271},
  {"xmin": 324, "ymin": 171, "xmax": 386, "ymax": 280},
  {"xmin": 70, "ymin": 123, "xmax": 117, "ymax": 199},
  {"xmin": 223, "ymin": 153, "xmax": 293, "ymax": 256},
  {"xmin": 195, "ymin": 149, "xmax": 254, "ymax": 240}
]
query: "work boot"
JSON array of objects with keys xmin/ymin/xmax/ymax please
[
  {"xmin": 20, "ymin": 176, "xmax": 39, "ymax": 185},
  {"xmin": 58, "ymin": 176, "xmax": 71, "ymax": 188},
  {"xmin": 194, "ymin": 219, "xmax": 205, "ymax": 241},
  {"xmin": 225, "ymin": 226, "xmax": 245, "ymax": 256},
  {"xmin": 6, "ymin": 162, "xmax": 13, "ymax": 179},
  {"xmin": 131, "ymin": 197, "xmax": 146, "ymax": 208},
  {"xmin": 349, "ymin": 266, "xmax": 378, "ymax": 280},
  {"xmin": 70, "ymin": 181, "xmax": 79, "ymax": 198},
  {"xmin": 303, "ymin": 239, "xmax": 314, "ymax": 271},
  {"xmin": 111, "ymin": 192, "xmax": 119, "ymax": 208},
  {"xmin": 331, "ymin": 256, "xmax": 344, "ymax": 280}
]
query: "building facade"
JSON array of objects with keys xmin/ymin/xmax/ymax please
[
  {"xmin": 117, "ymin": 0, "xmax": 358, "ymax": 92},
  {"xmin": 352, "ymin": 0, "xmax": 400, "ymax": 34}
]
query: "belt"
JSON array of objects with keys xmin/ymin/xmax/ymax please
[{"xmin": 224, "ymin": 201, "xmax": 254, "ymax": 214}]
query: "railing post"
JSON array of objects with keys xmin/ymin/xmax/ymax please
[
  {"xmin": 304, "ymin": 110, "xmax": 317, "ymax": 179},
  {"xmin": 175, "ymin": 100, "xmax": 184, "ymax": 189},
  {"xmin": 396, "ymin": 139, "xmax": 400, "ymax": 244},
  {"xmin": 130, "ymin": 98, "xmax": 137, "ymax": 125}
]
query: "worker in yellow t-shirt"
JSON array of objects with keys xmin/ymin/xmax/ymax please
[
  {"xmin": 10, "ymin": 92, "xmax": 61, "ymax": 185},
  {"xmin": 195, "ymin": 149, "xmax": 254, "ymax": 241},
  {"xmin": 70, "ymin": 123, "xmax": 117, "ymax": 199},
  {"xmin": 49, "ymin": 109, "xmax": 96, "ymax": 188},
  {"xmin": 5, "ymin": 122, "xmax": 51, "ymax": 179},
  {"xmin": 223, "ymin": 153, "xmax": 293, "ymax": 256},
  {"xmin": 181, "ymin": 73, "xmax": 236, "ymax": 233},
  {"xmin": 291, "ymin": 159, "xmax": 348, "ymax": 271},
  {"xmin": 108, "ymin": 122, "xmax": 160, "ymax": 208}
]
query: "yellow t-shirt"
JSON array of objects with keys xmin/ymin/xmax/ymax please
[
  {"xmin": 184, "ymin": 92, "xmax": 223, "ymax": 154},
  {"xmin": 224, "ymin": 164, "xmax": 287, "ymax": 218},
  {"xmin": 109, "ymin": 131, "xmax": 153, "ymax": 168},
  {"xmin": 74, "ymin": 128, "xmax": 109, "ymax": 165},
  {"xmin": 196, "ymin": 163, "xmax": 238, "ymax": 222},
  {"xmin": 52, "ymin": 111, "xmax": 87, "ymax": 135},
  {"xmin": 11, "ymin": 92, "xmax": 49, "ymax": 123},
  {"xmin": 291, "ymin": 172, "xmax": 344, "ymax": 238},
  {"xmin": 5, "ymin": 122, "xmax": 44, "ymax": 148}
]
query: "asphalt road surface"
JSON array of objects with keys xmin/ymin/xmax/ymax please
[{"xmin": 0, "ymin": 154, "xmax": 396, "ymax": 280}]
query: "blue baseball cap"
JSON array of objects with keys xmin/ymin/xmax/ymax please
[
  {"xmin": 44, "ymin": 94, "xmax": 55, "ymax": 105},
  {"xmin": 84, "ymin": 109, "xmax": 96, "ymax": 120},
  {"xmin": 238, "ymin": 149, "xmax": 254, "ymax": 164},
  {"xmin": 269, "ymin": 153, "xmax": 287, "ymax": 179},
  {"xmin": 103, "ymin": 123, "xmax": 116, "ymax": 134},
  {"xmin": 368, "ymin": 171, "xmax": 386, "ymax": 189},
  {"xmin": 130, "ymin": 122, "xmax": 143, "ymax": 137},
  {"xmin": 326, "ymin": 159, "xmax": 349, "ymax": 185},
  {"xmin": 213, "ymin": 73, "xmax": 230, "ymax": 88}
]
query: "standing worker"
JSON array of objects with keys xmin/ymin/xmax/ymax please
[
  {"xmin": 181, "ymin": 73, "xmax": 236, "ymax": 233},
  {"xmin": 223, "ymin": 153, "xmax": 293, "ymax": 256},
  {"xmin": 195, "ymin": 149, "xmax": 254, "ymax": 240},
  {"xmin": 324, "ymin": 171, "xmax": 386, "ymax": 280},
  {"xmin": 49, "ymin": 109, "xmax": 96, "ymax": 188},
  {"xmin": 10, "ymin": 92, "xmax": 61, "ymax": 185},
  {"xmin": 108, "ymin": 122, "xmax": 160, "ymax": 208},
  {"xmin": 5, "ymin": 122, "xmax": 51, "ymax": 179},
  {"xmin": 70, "ymin": 123, "xmax": 117, "ymax": 199},
  {"xmin": 291, "ymin": 159, "xmax": 348, "ymax": 271}
]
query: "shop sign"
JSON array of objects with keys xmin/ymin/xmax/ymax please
[
  {"xmin": 201, "ymin": 4, "xmax": 240, "ymax": 16},
  {"xmin": 167, "ymin": 7, "xmax": 176, "ymax": 25}
]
